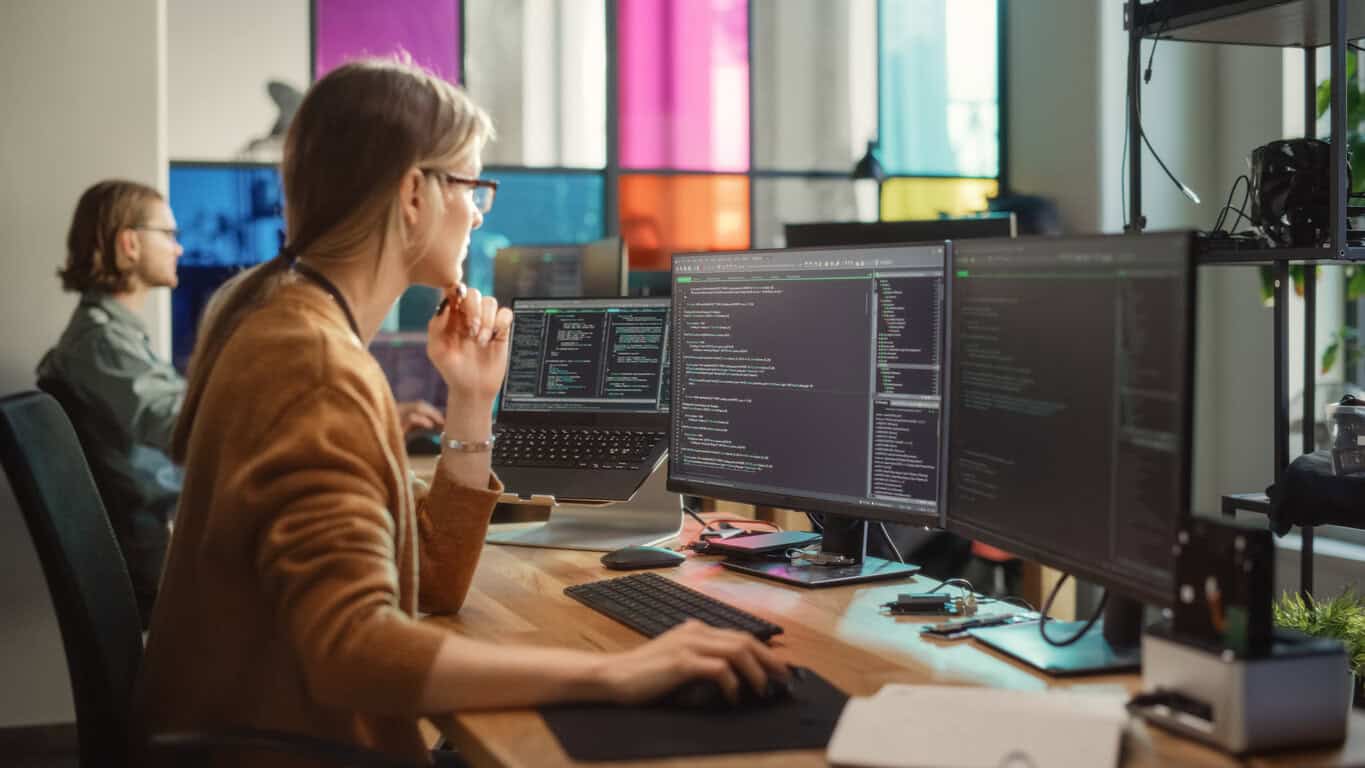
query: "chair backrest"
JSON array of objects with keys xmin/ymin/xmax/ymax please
[
  {"xmin": 36, "ymin": 376, "xmax": 139, "ymax": 519},
  {"xmin": 0, "ymin": 391, "xmax": 143, "ymax": 768}
]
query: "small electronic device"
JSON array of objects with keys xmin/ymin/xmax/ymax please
[
  {"xmin": 600, "ymin": 545, "xmax": 685, "ymax": 571},
  {"xmin": 1171, "ymin": 517, "xmax": 1274, "ymax": 657},
  {"xmin": 700, "ymin": 530, "xmax": 822, "ymax": 557},
  {"xmin": 883, "ymin": 593, "xmax": 956, "ymax": 615}
]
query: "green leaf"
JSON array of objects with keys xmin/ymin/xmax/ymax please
[
  {"xmin": 1323, "ymin": 338, "xmax": 1341, "ymax": 374},
  {"xmin": 1350, "ymin": 268, "xmax": 1365, "ymax": 301},
  {"xmin": 1258, "ymin": 266, "xmax": 1276, "ymax": 306},
  {"xmin": 1274, "ymin": 590, "xmax": 1365, "ymax": 676}
]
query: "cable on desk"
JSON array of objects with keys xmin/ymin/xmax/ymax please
[
  {"xmin": 1037, "ymin": 573, "xmax": 1108, "ymax": 648},
  {"xmin": 877, "ymin": 522, "xmax": 904, "ymax": 564}
]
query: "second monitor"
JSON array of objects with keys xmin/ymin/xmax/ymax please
[
  {"xmin": 493, "ymin": 237, "xmax": 627, "ymax": 305},
  {"xmin": 669, "ymin": 243, "xmax": 948, "ymax": 587}
]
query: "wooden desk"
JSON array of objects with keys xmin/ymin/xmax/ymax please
[{"xmin": 427, "ymin": 538, "xmax": 1365, "ymax": 768}]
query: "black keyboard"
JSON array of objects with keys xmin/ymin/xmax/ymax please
[
  {"xmin": 564, "ymin": 572, "xmax": 784, "ymax": 641},
  {"xmin": 492, "ymin": 427, "xmax": 665, "ymax": 470}
]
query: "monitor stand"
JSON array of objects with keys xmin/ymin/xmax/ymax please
[
  {"xmin": 722, "ymin": 513, "xmax": 919, "ymax": 588},
  {"xmin": 484, "ymin": 461, "xmax": 682, "ymax": 552},
  {"xmin": 969, "ymin": 594, "xmax": 1144, "ymax": 676}
]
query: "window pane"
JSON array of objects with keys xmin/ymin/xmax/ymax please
[
  {"xmin": 169, "ymin": 163, "xmax": 285, "ymax": 370},
  {"xmin": 880, "ymin": 177, "xmax": 998, "ymax": 221},
  {"xmin": 619, "ymin": 174, "xmax": 749, "ymax": 272},
  {"xmin": 391, "ymin": 171, "xmax": 605, "ymax": 330},
  {"xmin": 752, "ymin": 0, "xmax": 876, "ymax": 171},
  {"xmin": 753, "ymin": 178, "xmax": 879, "ymax": 248},
  {"xmin": 879, "ymin": 0, "xmax": 998, "ymax": 177},
  {"xmin": 465, "ymin": 0, "xmax": 606, "ymax": 168},
  {"xmin": 618, "ymin": 0, "xmax": 749, "ymax": 171},
  {"xmin": 315, "ymin": 0, "xmax": 461, "ymax": 82}
]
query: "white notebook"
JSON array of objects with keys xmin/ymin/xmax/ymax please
[{"xmin": 826, "ymin": 684, "xmax": 1129, "ymax": 768}]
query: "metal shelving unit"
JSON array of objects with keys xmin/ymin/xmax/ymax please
[{"xmin": 1126, "ymin": 0, "xmax": 1365, "ymax": 596}]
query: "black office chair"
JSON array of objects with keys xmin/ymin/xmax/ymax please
[
  {"xmin": 35, "ymin": 375, "xmax": 166, "ymax": 628},
  {"xmin": 0, "ymin": 391, "xmax": 422, "ymax": 768}
]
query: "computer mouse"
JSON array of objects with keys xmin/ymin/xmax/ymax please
[
  {"xmin": 656, "ymin": 666, "xmax": 803, "ymax": 711},
  {"xmin": 405, "ymin": 430, "xmax": 442, "ymax": 456},
  {"xmin": 600, "ymin": 545, "xmax": 685, "ymax": 571}
]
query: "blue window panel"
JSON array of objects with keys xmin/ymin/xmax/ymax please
[
  {"xmin": 169, "ymin": 163, "xmax": 285, "ymax": 371},
  {"xmin": 395, "ymin": 171, "xmax": 605, "ymax": 329},
  {"xmin": 878, "ymin": 0, "xmax": 998, "ymax": 178}
]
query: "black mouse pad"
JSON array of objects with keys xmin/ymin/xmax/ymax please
[{"xmin": 539, "ymin": 667, "xmax": 848, "ymax": 761}]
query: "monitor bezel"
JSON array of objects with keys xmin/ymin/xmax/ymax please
[
  {"xmin": 495, "ymin": 295, "xmax": 672, "ymax": 430},
  {"xmin": 666, "ymin": 242, "xmax": 952, "ymax": 529},
  {"xmin": 784, "ymin": 214, "xmax": 1016, "ymax": 249},
  {"xmin": 942, "ymin": 230, "xmax": 1198, "ymax": 609}
]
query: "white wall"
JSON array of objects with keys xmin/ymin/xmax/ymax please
[
  {"xmin": 0, "ymin": 0, "xmax": 167, "ymax": 726},
  {"xmin": 167, "ymin": 0, "xmax": 309, "ymax": 161}
]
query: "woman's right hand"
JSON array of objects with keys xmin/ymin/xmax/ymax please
[
  {"xmin": 426, "ymin": 285, "xmax": 513, "ymax": 404},
  {"xmin": 596, "ymin": 620, "xmax": 789, "ymax": 705}
]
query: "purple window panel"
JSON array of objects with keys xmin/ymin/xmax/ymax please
[
  {"xmin": 315, "ymin": 0, "xmax": 461, "ymax": 82},
  {"xmin": 618, "ymin": 0, "xmax": 749, "ymax": 171}
]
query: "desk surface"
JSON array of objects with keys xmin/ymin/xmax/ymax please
[{"xmin": 427, "ymin": 533, "xmax": 1365, "ymax": 768}]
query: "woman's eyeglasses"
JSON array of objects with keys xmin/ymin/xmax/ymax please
[
  {"xmin": 134, "ymin": 226, "xmax": 181, "ymax": 242},
  {"xmin": 422, "ymin": 170, "xmax": 499, "ymax": 214}
]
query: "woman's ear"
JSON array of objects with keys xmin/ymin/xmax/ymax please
[{"xmin": 400, "ymin": 168, "xmax": 426, "ymax": 229}]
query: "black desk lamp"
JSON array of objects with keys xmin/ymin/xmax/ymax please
[{"xmin": 851, "ymin": 139, "xmax": 887, "ymax": 183}]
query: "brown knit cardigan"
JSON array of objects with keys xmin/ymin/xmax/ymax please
[{"xmin": 133, "ymin": 280, "xmax": 501, "ymax": 766}]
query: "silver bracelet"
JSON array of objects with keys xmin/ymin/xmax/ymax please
[{"xmin": 441, "ymin": 432, "xmax": 497, "ymax": 453}]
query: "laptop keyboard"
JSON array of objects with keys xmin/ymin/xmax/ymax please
[{"xmin": 493, "ymin": 427, "xmax": 666, "ymax": 470}]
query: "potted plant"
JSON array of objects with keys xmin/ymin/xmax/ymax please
[{"xmin": 1273, "ymin": 590, "xmax": 1365, "ymax": 709}]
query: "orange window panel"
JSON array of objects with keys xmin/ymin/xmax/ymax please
[{"xmin": 619, "ymin": 174, "xmax": 750, "ymax": 271}]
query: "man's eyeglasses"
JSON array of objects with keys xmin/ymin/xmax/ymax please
[
  {"xmin": 422, "ymin": 170, "xmax": 498, "ymax": 214},
  {"xmin": 135, "ymin": 226, "xmax": 181, "ymax": 242}
]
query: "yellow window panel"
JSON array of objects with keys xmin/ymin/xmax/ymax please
[{"xmin": 880, "ymin": 178, "xmax": 998, "ymax": 221}]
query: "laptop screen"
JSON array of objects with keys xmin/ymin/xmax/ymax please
[{"xmin": 499, "ymin": 297, "xmax": 671, "ymax": 415}]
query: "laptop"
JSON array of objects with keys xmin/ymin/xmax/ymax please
[{"xmin": 493, "ymin": 296, "xmax": 671, "ymax": 502}]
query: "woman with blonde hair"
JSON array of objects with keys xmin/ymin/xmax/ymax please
[{"xmin": 132, "ymin": 58, "xmax": 784, "ymax": 765}]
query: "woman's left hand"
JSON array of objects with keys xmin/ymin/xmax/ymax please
[{"xmin": 426, "ymin": 285, "xmax": 513, "ymax": 405}]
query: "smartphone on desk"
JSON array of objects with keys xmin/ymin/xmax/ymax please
[{"xmin": 701, "ymin": 530, "xmax": 821, "ymax": 557}]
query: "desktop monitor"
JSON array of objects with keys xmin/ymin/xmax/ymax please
[
  {"xmin": 492, "ymin": 237, "xmax": 628, "ymax": 305},
  {"xmin": 945, "ymin": 231, "xmax": 1196, "ymax": 675},
  {"xmin": 169, "ymin": 162, "xmax": 285, "ymax": 371},
  {"xmin": 669, "ymin": 243, "xmax": 950, "ymax": 587},
  {"xmin": 784, "ymin": 214, "xmax": 1015, "ymax": 249}
]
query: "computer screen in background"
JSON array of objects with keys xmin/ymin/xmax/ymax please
[
  {"xmin": 669, "ymin": 244, "xmax": 948, "ymax": 587},
  {"xmin": 369, "ymin": 333, "xmax": 448, "ymax": 412},
  {"xmin": 946, "ymin": 231, "xmax": 1196, "ymax": 675},
  {"xmin": 783, "ymin": 214, "xmax": 1015, "ymax": 249},
  {"xmin": 169, "ymin": 162, "xmax": 285, "ymax": 372},
  {"xmin": 492, "ymin": 237, "xmax": 628, "ymax": 306}
]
